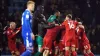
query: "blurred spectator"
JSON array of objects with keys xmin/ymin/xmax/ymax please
[
  {"xmin": 0, "ymin": 22, "xmax": 3, "ymax": 53},
  {"xmin": 92, "ymin": 45, "xmax": 97, "ymax": 54},
  {"xmin": 96, "ymin": 42, "xmax": 100, "ymax": 54},
  {"xmin": 1, "ymin": 47, "xmax": 11, "ymax": 55}
]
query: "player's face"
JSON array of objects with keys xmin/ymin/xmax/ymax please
[
  {"xmin": 65, "ymin": 16, "xmax": 69, "ymax": 20},
  {"xmin": 57, "ymin": 12, "xmax": 60, "ymax": 16},
  {"xmin": 11, "ymin": 23, "xmax": 16, "ymax": 29},
  {"xmin": 29, "ymin": 4, "xmax": 35, "ymax": 11}
]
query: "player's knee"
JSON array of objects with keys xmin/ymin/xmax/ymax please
[
  {"xmin": 45, "ymin": 49, "xmax": 51, "ymax": 55},
  {"xmin": 15, "ymin": 51, "xmax": 20, "ymax": 55},
  {"xmin": 46, "ymin": 49, "xmax": 50, "ymax": 53},
  {"xmin": 65, "ymin": 47, "xmax": 70, "ymax": 51},
  {"xmin": 71, "ymin": 47, "xmax": 76, "ymax": 51},
  {"xmin": 60, "ymin": 52, "xmax": 63, "ymax": 56},
  {"xmin": 87, "ymin": 49, "xmax": 91, "ymax": 54},
  {"xmin": 43, "ymin": 50, "xmax": 46, "ymax": 54},
  {"xmin": 11, "ymin": 51, "xmax": 15, "ymax": 54},
  {"xmin": 55, "ymin": 49, "xmax": 59, "ymax": 54}
]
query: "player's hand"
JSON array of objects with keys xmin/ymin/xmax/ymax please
[
  {"xmin": 55, "ymin": 24, "xmax": 59, "ymax": 26},
  {"xmin": 31, "ymin": 33, "xmax": 35, "ymax": 40},
  {"xmin": 15, "ymin": 51, "xmax": 20, "ymax": 55},
  {"xmin": 79, "ymin": 25, "xmax": 84, "ymax": 29},
  {"xmin": 78, "ymin": 22, "xmax": 82, "ymax": 25}
]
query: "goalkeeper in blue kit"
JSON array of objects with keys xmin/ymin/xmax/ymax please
[{"xmin": 21, "ymin": 1, "xmax": 35, "ymax": 56}]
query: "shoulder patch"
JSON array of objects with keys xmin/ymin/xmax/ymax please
[{"xmin": 26, "ymin": 14, "xmax": 29, "ymax": 19}]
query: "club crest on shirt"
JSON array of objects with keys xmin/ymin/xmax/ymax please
[{"xmin": 26, "ymin": 14, "xmax": 29, "ymax": 19}]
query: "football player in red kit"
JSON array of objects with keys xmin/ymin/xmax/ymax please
[
  {"xmin": 43, "ymin": 23, "xmax": 61, "ymax": 56},
  {"xmin": 62, "ymin": 14, "xmax": 83, "ymax": 56},
  {"xmin": 53, "ymin": 27, "xmax": 65, "ymax": 56},
  {"xmin": 6, "ymin": 22, "xmax": 21, "ymax": 56},
  {"xmin": 62, "ymin": 14, "xmax": 78, "ymax": 56},
  {"xmin": 43, "ymin": 11, "xmax": 61, "ymax": 56},
  {"xmin": 76, "ymin": 25, "xmax": 94, "ymax": 56}
]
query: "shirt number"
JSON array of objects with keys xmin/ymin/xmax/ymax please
[{"xmin": 68, "ymin": 21, "xmax": 75, "ymax": 29}]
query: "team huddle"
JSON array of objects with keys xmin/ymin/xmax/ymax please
[
  {"xmin": 42, "ymin": 14, "xmax": 94, "ymax": 56},
  {"xmin": 6, "ymin": 1, "xmax": 94, "ymax": 56}
]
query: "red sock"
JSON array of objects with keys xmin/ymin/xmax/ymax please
[
  {"xmin": 65, "ymin": 50, "xmax": 69, "ymax": 56},
  {"xmin": 88, "ymin": 52, "xmax": 94, "ymax": 56},
  {"xmin": 72, "ymin": 51, "xmax": 77, "ymax": 56},
  {"xmin": 83, "ymin": 53, "xmax": 88, "ymax": 56}
]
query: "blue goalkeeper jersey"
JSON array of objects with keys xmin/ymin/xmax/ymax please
[{"xmin": 21, "ymin": 9, "xmax": 33, "ymax": 35}]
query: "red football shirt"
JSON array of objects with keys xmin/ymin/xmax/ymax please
[
  {"xmin": 62, "ymin": 20, "xmax": 78, "ymax": 38},
  {"xmin": 76, "ymin": 27, "xmax": 89, "ymax": 44},
  {"xmin": 6, "ymin": 27, "xmax": 21, "ymax": 52},
  {"xmin": 6, "ymin": 28, "xmax": 17, "ymax": 52},
  {"xmin": 44, "ymin": 26, "xmax": 62, "ymax": 40},
  {"xmin": 7, "ymin": 28, "xmax": 16, "ymax": 42}
]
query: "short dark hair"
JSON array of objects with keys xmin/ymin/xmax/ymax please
[
  {"xmin": 54, "ymin": 10, "xmax": 59, "ymax": 14},
  {"xmin": 66, "ymin": 14, "xmax": 72, "ymax": 19}
]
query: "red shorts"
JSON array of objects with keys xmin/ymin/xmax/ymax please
[
  {"xmin": 8, "ymin": 42, "xmax": 18, "ymax": 53},
  {"xmin": 83, "ymin": 43, "xmax": 91, "ymax": 50},
  {"xmin": 64, "ymin": 35, "xmax": 76, "ymax": 47},
  {"xmin": 79, "ymin": 41, "xmax": 91, "ymax": 51},
  {"xmin": 54, "ymin": 40, "xmax": 64, "ymax": 51},
  {"xmin": 59, "ymin": 40, "xmax": 65, "ymax": 51},
  {"xmin": 43, "ymin": 37, "xmax": 52, "ymax": 50}
]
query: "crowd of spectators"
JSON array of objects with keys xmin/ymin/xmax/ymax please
[{"xmin": 0, "ymin": 0, "xmax": 100, "ymax": 55}]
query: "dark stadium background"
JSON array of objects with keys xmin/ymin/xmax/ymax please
[{"xmin": 0, "ymin": 0, "xmax": 100, "ymax": 55}]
